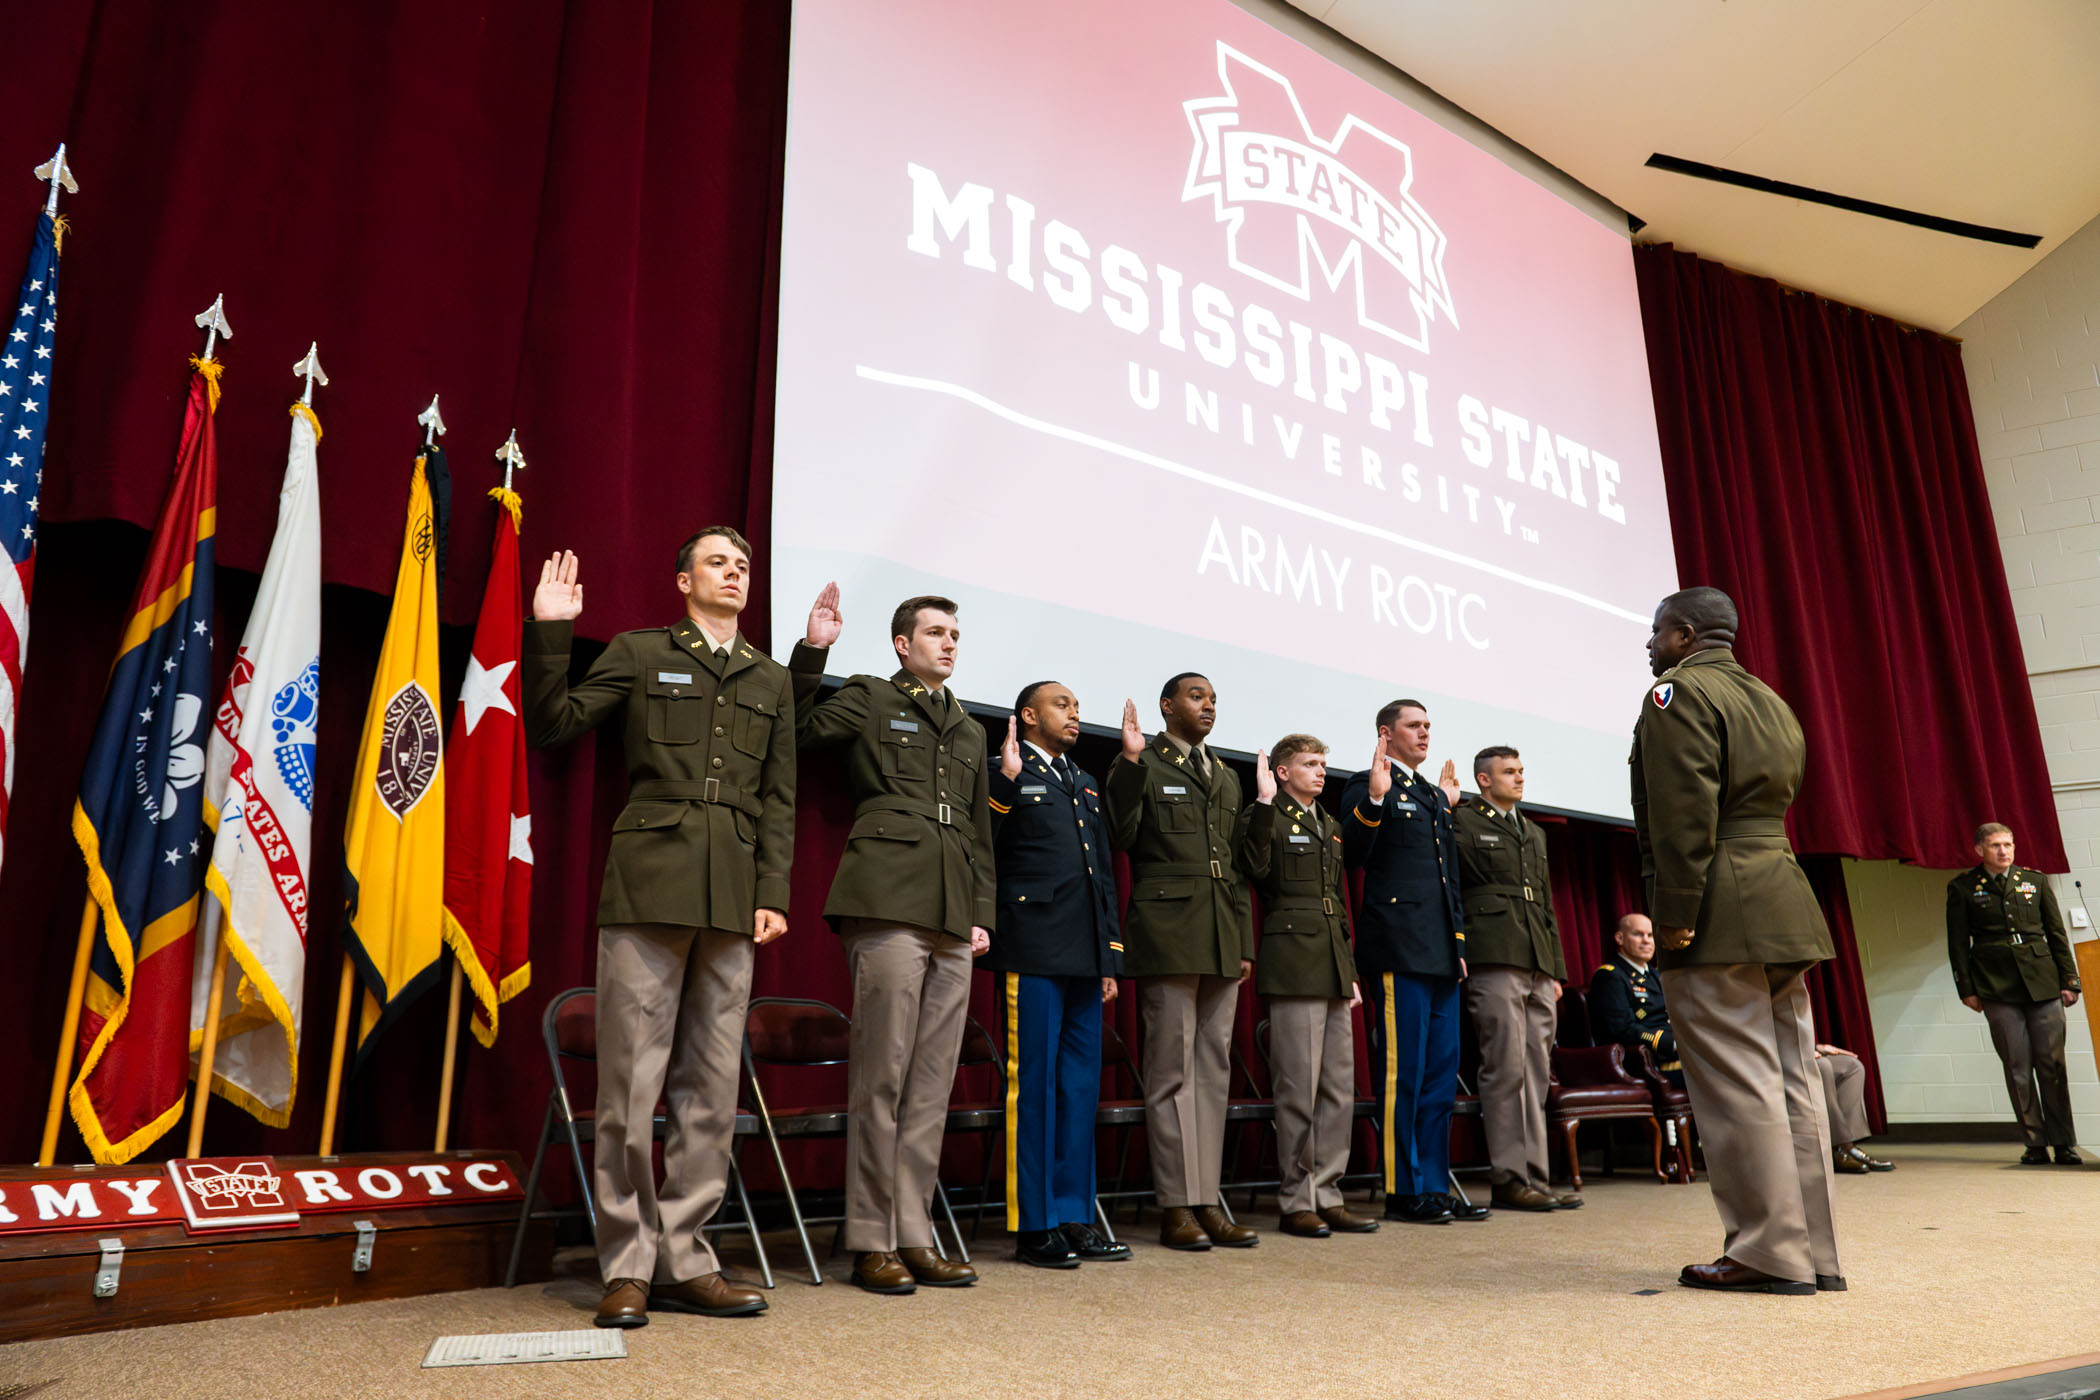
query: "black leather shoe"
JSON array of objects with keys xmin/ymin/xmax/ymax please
[
  {"xmin": 1015, "ymin": 1229, "xmax": 1080, "ymax": 1269},
  {"xmin": 1816, "ymin": 1274, "xmax": 1848, "ymax": 1292},
  {"xmin": 2055, "ymin": 1146, "xmax": 2083, "ymax": 1166},
  {"xmin": 1387, "ymin": 1193, "xmax": 1453, "ymax": 1224},
  {"xmin": 1440, "ymin": 1192, "xmax": 1491, "ymax": 1222},
  {"xmin": 1059, "ymin": 1223, "xmax": 1132, "ymax": 1261},
  {"xmin": 2021, "ymin": 1146, "xmax": 2051, "ymax": 1165}
]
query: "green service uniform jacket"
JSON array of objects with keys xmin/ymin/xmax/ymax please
[
  {"xmin": 1104, "ymin": 737, "xmax": 1253, "ymax": 979},
  {"xmin": 1630, "ymin": 648, "xmax": 1831, "ymax": 971},
  {"xmin": 790, "ymin": 644, "xmax": 994, "ymax": 941},
  {"xmin": 1451, "ymin": 799, "xmax": 1565, "ymax": 979},
  {"xmin": 523, "ymin": 617, "xmax": 795, "ymax": 930},
  {"xmin": 1946, "ymin": 864, "xmax": 2081, "ymax": 1004},
  {"xmin": 1235, "ymin": 794, "xmax": 1355, "ymax": 1000}
]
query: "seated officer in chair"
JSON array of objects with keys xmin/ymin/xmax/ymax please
[{"xmin": 1589, "ymin": 914, "xmax": 1682, "ymax": 1086}]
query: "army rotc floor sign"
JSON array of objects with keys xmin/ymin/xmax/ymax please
[
  {"xmin": 69, "ymin": 355, "xmax": 220, "ymax": 1165},
  {"xmin": 342, "ymin": 449, "xmax": 448, "ymax": 1063}
]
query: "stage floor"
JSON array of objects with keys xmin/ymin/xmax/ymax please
[{"xmin": 1, "ymin": 1143, "xmax": 2092, "ymax": 1400}]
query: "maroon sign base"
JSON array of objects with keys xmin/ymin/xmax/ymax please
[{"xmin": 0, "ymin": 1151, "xmax": 550, "ymax": 1344}]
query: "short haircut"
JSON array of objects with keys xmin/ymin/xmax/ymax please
[
  {"xmin": 1975, "ymin": 821, "xmax": 2013, "ymax": 844},
  {"xmin": 1161, "ymin": 672, "xmax": 1209, "ymax": 703},
  {"xmin": 1013, "ymin": 680, "xmax": 1058, "ymax": 721},
  {"xmin": 1272, "ymin": 733, "xmax": 1327, "ymax": 768},
  {"xmin": 1613, "ymin": 913, "xmax": 1650, "ymax": 938},
  {"xmin": 1658, "ymin": 585, "xmax": 1738, "ymax": 637},
  {"xmin": 890, "ymin": 594, "xmax": 959, "ymax": 642},
  {"xmin": 1376, "ymin": 698, "xmax": 1428, "ymax": 731},
  {"xmin": 677, "ymin": 526, "xmax": 752, "ymax": 574},
  {"xmin": 1473, "ymin": 746, "xmax": 1520, "ymax": 782}
]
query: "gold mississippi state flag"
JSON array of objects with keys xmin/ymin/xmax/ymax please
[{"xmin": 341, "ymin": 450, "xmax": 447, "ymax": 1062}]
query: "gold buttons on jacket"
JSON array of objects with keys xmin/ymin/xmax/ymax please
[
  {"xmin": 714, "ymin": 725, "xmax": 726, "ymax": 737},
  {"xmin": 716, "ymin": 695, "xmax": 727, "ymax": 707},
  {"xmin": 711, "ymin": 756, "xmax": 723, "ymax": 769}
]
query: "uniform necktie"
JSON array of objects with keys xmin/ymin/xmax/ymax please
[
  {"xmin": 1055, "ymin": 755, "xmax": 1074, "ymax": 789},
  {"xmin": 1193, "ymin": 744, "xmax": 1210, "ymax": 779}
]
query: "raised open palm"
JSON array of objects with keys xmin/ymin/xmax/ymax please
[{"xmin": 534, "ymin": 550, "xmax": 582, "ymax": 621}]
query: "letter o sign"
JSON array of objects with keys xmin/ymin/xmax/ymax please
[{"xmin": 357, "ymin": 1168, "xmax": 405, "ymax": 1199}]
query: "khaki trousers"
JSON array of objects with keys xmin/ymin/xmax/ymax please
[
  {"xmin": 1980, "ymin": 997, "xmax": 2076, "ymax": 1148},
  {"xmin": 594, "ymin": 923, "xmax": 754, "ymax": 1285},
  {"xmin": 1464, "ymin": 966, "xmax": 1557, "ymax": 1192},
  {"xmin": 841, "ymin": 921, "xmax": 973, "ymax": 1252},
  {"xmin": 1269, "ymin": 996, "xmax": 1355, "ymax": 1213},
  {"xmin": 1662, "ymin": 962, "xmax": 1840, "ymax": 1284},
  {"xmin": 1815, "ymin": 1053, "xmax": 1871, "ymax": 1147},
  {"xmin": 1138, "ymin": 974, "xmax": 1240, "ymax": 1208}
]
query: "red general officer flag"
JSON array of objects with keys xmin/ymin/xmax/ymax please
[{"xmin": 441, "ymin": 486, "xmax": 531, "ymax": 1044}]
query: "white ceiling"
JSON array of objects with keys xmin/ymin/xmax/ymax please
[{"xmin": 1288, "ymin": 0, "xmax": 2100, "ymax": 332}]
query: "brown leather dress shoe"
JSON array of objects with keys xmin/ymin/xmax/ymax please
[
  {"xmin": 1158, "ymin": 1206, "xmax": 1212, "ymax": 1251},
  {"xmin": 896, "ymin": 1247, "xmax": 978, "ymax": 1287},
  {"xmin": 1833, "ymin": 1149, "xmax": 1868, "ymax": 1174},
  {"xmin": 649, "ymin": 1272, "xmax": 767, "ymax": 1317},
  {"xmin": 1192, "ymin": 1204, "xmax": 1258, "ymax": 1247},
  {"xmin": 1551, "ymin": 1189, "xmax": 1584, "ymax": 1210},
  {"xmin": 1279, "ymin": 1210, "xmax": 1331, "ymax": 1238},
  {"xmin": 1678, "ymin": 1256, "xmax": 1815, "ymax": 1295},
  {"xmin": 1318, "ymin": 1205, "xmax": 1380, "ymax": 1233},
  {"xmin": 594, "ymin": 1278, "xmax": 650, "ymax": 1328},
  {"xmin": 1490, "ymin": 1181, "xmax": 1557, "ymax": 1212},
  {"xmin": 852, "ymin": 1251, "xmax": 917, "ymax": 1295}
]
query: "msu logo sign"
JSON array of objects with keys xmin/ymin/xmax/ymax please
[
  {"xmin": 375, "ymin": 681, "xmax": 441, "ymax": 819},
  {"xmin": 1183, "ymin": 43, "xmax": 1456, "ymax": 353}
]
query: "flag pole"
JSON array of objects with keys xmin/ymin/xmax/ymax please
[
  {"xmin": 32, "ymin": 147, "xmax": 86, "ymax": 1167},
  {"xmin": 181, "ymin": 298, "xmax": 235, "ymax": 1160},
  {"xmin": 317, "ymin": 956, "xmax": 354, "ymax": 1155},
  {"xmin": 38, "ymin": 900, "xmax": 98, "ymax": 1166},
  {"xmin": 418, "ymin": 395, "xmax": 465, "ymax": 1154}
]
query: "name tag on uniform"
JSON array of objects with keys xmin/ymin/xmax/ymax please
[
  {"xmin": 888, "ymin": 719, "xmax": 919, "ymax": 732},
  {"xmin": 1476, "ymin": 833, "xmax": 1501, "ymax": 845},
  {"xmin": 1396, "ymin": 799, "xmax": 1417, "ymax": 810},
  {"xmin": 1021, "ymin": 784, "xmax": 1047, "ymax": 794},
  {"xmin": 1288, "ymin": 834, "xmax": 1313, "ymax": 844},
  {"xmin": 1163, "ymin": 785, "xmax": 1187, "ymax": 795},
  {"xmin": 656, "ymin": 671, "xmax": 693, "ymax": 684}
]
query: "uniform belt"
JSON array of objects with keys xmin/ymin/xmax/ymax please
[
  {"xmin": 1969, "ymin": 932, "xmax": 2031, "ymax": 947},
  {"xmin": 1715, "ymin": 817, "xmax": 1786, "ymax": 840},
  {"xmin": 1135, "ymin": 859, "xmax": 1233, "ymax": 881},
  {"xmin": 1266, "ymin": 895, "xmax": 1341, "ymax": 916},
  {"xmin": 1469, "ymin": 881, "xmax": 1539, "ymax": 903},
  {"xmin": 857, "ymin": 792, "xmax": 965, "ymax": 830},
  {"xmin": 629, "ymin": 778, "xmax": 763, "ymax": 820}
]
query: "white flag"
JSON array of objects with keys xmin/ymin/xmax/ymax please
[{"xmin": 190, "ymin": 402, "xmax": 323, "ymax": 1125}]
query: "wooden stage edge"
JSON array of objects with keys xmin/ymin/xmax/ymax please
[
  {"xmin": 0, "ymin": 1151, "xmax": 551, "ymax": 1344},
  {"xmin": 1836, "ymin": 1351, "xmax": 2100, "ymax": 1400}
]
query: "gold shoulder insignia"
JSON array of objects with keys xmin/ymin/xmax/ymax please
[{"xmin": 1599, "ymin": 963, "xmax": 1615, "ymax": 972}]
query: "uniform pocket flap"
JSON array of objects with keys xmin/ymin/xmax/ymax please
[
  {"xmin": 735, "ymin": 692, "xmax": 778, "ymax": 716},
  {"xmin": 1135, "ymin": 877, "xmax": 1194, "ymax": 901},
  {"xmin": 1464, "ymin": 895, "xmax": 1504, "ymax": 918},
  {"xmin": 1265, "ymin": 912, "xmax": 1320, "ymax": 935},
  {"xmin": 644, "ymin": 674, "xmax": 695, "ymax": 697},
  {"xmin": 849, "ymin": 812, "xmax": 923, "ymax": 843},
  {"xmin": 1003, "ymin": 880, "xmax": 1053, "ymax": 905},
  {"xmin": 614, "ymin": 801, "xmax": 687, "ymax": 832}
]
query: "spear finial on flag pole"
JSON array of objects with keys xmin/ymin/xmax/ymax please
[
  {"xmin": 494, "ymin": 430, "xmax": 526, "ymax": 493},
  {"xmin": 193, "ymin": 295, "xmax": 232, "ymax": 363},
  {"xmin": 418, "ymin": 395, "xmax": 447, "ymax": 448},
  {"xmin": 293, "ymin": 343, "xmax": 328, "ymax": 405},
  {"xmin": 34, "ymin": 144, "xmax": 78, "ymax": 218}
]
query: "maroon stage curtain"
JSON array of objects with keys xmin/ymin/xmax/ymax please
[
  {"xmin": 1635, "ymin": 244, "xmax": 2064, "ymax": 873},
  {"xmin": 1537, "ymin": 814, "xmax": 1644, "ymax": 982},
  {"xmin": 1803, "ymin": 857, "xmax": 1887, "ymax": 1134}
]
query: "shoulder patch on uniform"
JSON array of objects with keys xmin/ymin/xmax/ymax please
[
  {"xmin": 1651, "ymin": 682, "xmax": 1674, "ymax": 709},
  {"xmin": 1599, "ymin": 963, "xmax": 1615, "ymax": 972}
]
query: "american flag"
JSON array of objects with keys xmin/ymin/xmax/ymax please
[{"xmin": 0, "ymin": 207, "xmax": 61, "ymax": 875}]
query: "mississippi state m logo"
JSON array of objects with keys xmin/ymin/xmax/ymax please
[{"xmin": 1184, "ymin": 44, "xmax": 1456, "ymax": 353}]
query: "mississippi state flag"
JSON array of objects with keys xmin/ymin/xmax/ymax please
[
  {"xmin": 71, "ymin": 357, "xmax": 219, "ymax": 1164},
  {"xmin": 441, "ymin": 487, "xmax": 532, "ymax": 1044},
  {"xmin": 192, "ymin": 398, "xmax": 323, "ymax": 1126}
]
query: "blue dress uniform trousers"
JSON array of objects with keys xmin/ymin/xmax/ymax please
[
  {"xmin": 1364, "ymin": 969, "xmax": 1460, "ymax": 1196},
  {"xmin": 1002, "ymin": 971, "xmax": 1102, "ymax": 1232}
]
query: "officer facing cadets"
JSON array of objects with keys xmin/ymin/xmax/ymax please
[
  {"xmin": 985, "ymin": 682, "xmax": 1131, "ymax": 1268},
  {"xmin": 1947, "ymin": 822, "xmax": 2083, "ymax": 1165},
  {"xmin": 524, "ymin": 531, "xmax": 794, "ymax": 1328}
]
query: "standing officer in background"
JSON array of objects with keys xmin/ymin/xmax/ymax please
[
  {"xmin": 1590, "ymin": 913, "xmax": 1682, "ymax": 1086},
  {"xmin": 524, "ymin": 530, "xmax": 792, "ymax": 1327},
  {"xmin": 1947, "ymin": 823, "xmax": 2083, "ymax": 1165},
  {"xmin": 1634, "ymin": 585, "xmax": 1841, "ymax": 1296},
  {"xmin": 1235, "ymin": 734, "xmax": 1378, "ymax": 1239},
  {"xmin": 791, "ymin": 586, "xmax": 995, "ymax": 1294},
  {"xmin": 1453, "ymin": 746, "xmax": 1576, "ymax": 1213},
  {"xmin": 985, "ymin": 681, "xmax": 1130, "ymax": 1268},
  {"xmin": 1105, "ymin": 674, "xmax": 1258, "ymax": 1251},
  {"xmin": 1340, "ymin": 700, "xmax": 1483, "ymax": 1224}
]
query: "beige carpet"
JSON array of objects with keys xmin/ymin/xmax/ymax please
[{"xmin": 2, "ymin": 1145, "xmax": 2094, "ymax": 1400}]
